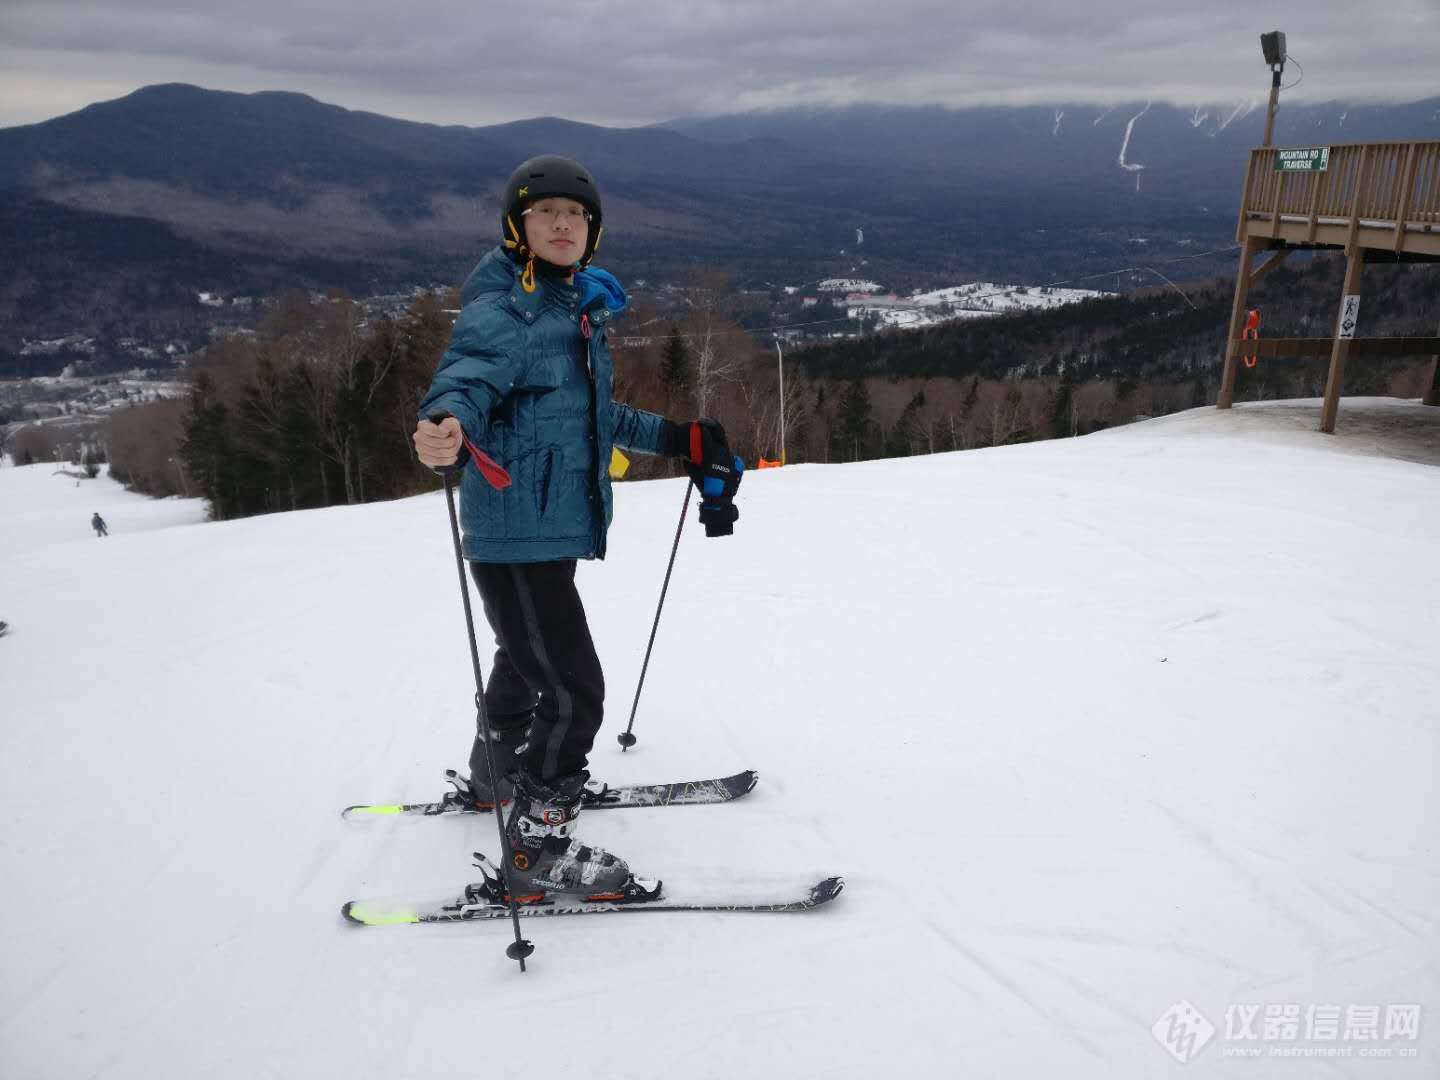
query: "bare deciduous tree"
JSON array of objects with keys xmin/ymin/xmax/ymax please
[{"xmin": 681, "ymin": 270, "xmax": 750, "ymax": 420}]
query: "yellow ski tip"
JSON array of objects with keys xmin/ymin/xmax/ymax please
[
  {"xmin": 342, "ymin": 901, "xmax": 420, "ymax": 926},
  {"xmin": 341, "ymin": 804, "xmax": 404, "ymax": 818}
]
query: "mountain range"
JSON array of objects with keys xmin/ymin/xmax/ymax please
[{"xmin": 3, "ymin": 83, "xmax": 1437, "ymax": 369}]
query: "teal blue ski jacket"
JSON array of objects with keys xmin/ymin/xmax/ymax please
[{"xmin": 419, "ymin": 247, "xmax": 670, "ymax": 562}]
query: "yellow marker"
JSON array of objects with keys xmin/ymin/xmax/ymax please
[{"xmin": 609, "ymin": 447, "xmax": 630, "ymax": 479}]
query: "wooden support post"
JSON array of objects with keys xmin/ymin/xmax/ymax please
[
  {"xmin": 1425, "ymin": 319, "xmax": 1439, "ymax": 406},
  {"xmin": 1217, "ymin": 237, "xmax": 1262, "ymax": 409},
  {"xmin": 1320, "ymin": 248, "xmax": 1366, "ymax": 433}
]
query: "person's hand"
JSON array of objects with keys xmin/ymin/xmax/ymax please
[{"xmin": 414, "ymin": 416, "xmax": 462, "ymax": 469}]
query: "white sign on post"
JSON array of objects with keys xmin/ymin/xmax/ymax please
[{"xmin": 1338, "ymin": 295, "xmax": 1361, "ymax": 339}]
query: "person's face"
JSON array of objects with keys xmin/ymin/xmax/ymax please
[{"xmin": 522, "ymin": 197, "xmax": 591, "ymax": 268}]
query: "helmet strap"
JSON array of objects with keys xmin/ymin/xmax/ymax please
[{"xmin": 580, "ymin": 224, "xmax": 604, "ymax": 269}]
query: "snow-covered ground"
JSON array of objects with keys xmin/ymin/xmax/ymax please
[
  {"xmin": 849, "ymin": 281, "xmax": 1109, "ymax": 330},
  {"xmin": 816, "ymin": 277, "xmax": 884, "ymax": 293},
  {"xmin": 910, "ymin": 281, "xmax": 1108, "ymax": 312},
  {"xmin": 2, "ymin": 399, "xmax": 1437, "ymax": 1078}
]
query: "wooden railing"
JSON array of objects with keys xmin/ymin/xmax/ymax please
[{"xmin": 1237, "ymin": 141, "xmax": 1440, "ymax": 254}]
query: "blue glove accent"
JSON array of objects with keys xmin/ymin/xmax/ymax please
[
  {"xmin": 697, "ymin": 455, "xmax": 744, "ymax": 538},
  {"xmin": 702, "ymin": 456, "xmax": 744, "ymax": 499}
]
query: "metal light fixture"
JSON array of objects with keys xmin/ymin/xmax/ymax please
[{"xmin": 1260, "ymin": 31, "xmax": 1286, "ymax": 68}]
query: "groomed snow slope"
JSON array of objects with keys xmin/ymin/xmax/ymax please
[{"xmin": 2, "ymin": 399, "xmax": 1437, "ymax": 1078}]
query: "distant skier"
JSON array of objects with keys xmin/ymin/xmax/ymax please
[
  {"xmin": 412, "ymin": 154, "xmax": 742, "ymax": 904},
  {"xmin": 91, "ymin": 513, "xmax": 108, "ymax": 537}
]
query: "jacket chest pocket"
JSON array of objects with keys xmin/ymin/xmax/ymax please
[
  {"xmin": 496, "ymin": 354, "xmax": 567, "ymax": 434},
  {"xmin": 515, "ymin": 354, "xmax": 565, "ymax": 393},
  {"xmin": 509, "ymin": 353, "xmax": 563, "ymax": 399}
]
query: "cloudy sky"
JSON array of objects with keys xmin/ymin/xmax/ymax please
[{"xmin": 1, "ymin": 0, "xmax": 1436, "ymax": 130}]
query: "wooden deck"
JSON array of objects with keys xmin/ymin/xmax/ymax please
[
  {"xmin": 1237, "ymin": 141, "xmax": 1440, "ymax": 258},
  {"xmin": 1220, "ymin": 140, "xmax": 1440, "ymax": 430}
]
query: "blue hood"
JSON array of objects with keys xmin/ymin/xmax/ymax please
[{"xmin": 573, "ymin": 266, "xmax": 629, "ymax": 318}]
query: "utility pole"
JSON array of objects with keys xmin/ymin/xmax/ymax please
[
  {"xmin": 1222, "ymin": 31, "xmax": 1287, "ymax": 409},
  {"xmin": 775, "ymin": 338, "xmax": 787, "ymax": 465}
]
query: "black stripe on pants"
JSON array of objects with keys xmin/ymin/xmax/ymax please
[{"xmin": 468, "ymin": 559, "xmax": 605, "ymax": 782}]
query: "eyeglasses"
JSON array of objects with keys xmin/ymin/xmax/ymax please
[{"xmin": 522, "ymin": 204, "xmax": 592, "ymax": 224}]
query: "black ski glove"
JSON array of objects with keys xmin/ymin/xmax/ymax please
[{"xmin": 663, "ymin": 419, "xmax": 743, "ymax": 537}]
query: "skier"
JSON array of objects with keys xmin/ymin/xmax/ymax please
[
  {"xmin": 412, "ymin": 155, "xmax": 741, "ymax": 903},
  {"xmin": 91, "ymin": 513, "xmax": 108, "ymax": 537}
]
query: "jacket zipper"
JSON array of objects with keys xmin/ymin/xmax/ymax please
[{"xmin": 585, "ymin": 330, "xmax": 606, "ymax": 559}]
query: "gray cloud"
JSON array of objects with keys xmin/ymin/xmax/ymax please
[{"xmin": 1, "ymin": 0, "xmax": 1436, "ymax": 129}]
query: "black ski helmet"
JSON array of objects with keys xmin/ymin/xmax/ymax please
[{"xmin": 500, "ymin": 154, "xmax": 605, "ymax": 278}]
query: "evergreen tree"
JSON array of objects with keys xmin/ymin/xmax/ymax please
[
  {"xmin": 660, "ymin": 326, "xmax": 692, "ymax": 407},
  {"xmin": 962, "ymin": 376, "xmax": 980, "ymax": 414},
  {"xmin": 833, "ymin": 379, "xmax": 874, "ymax": 462},
  {"xmin": 1050, "ymin": 369, "xmax": 1075, "ymax": 438},
  {"xmin": 179, "ymin": 371, "xmax": 238, "ymax": 520},
  {"xmin": 887, "ymin": 390, "xmax": 928, "ymax": 456}
]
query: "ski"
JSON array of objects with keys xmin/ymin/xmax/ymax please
[
  {"xmin": 342, "ymin": 768, "xmax": 758, "ymax": 820},
  {"xmin": 341, "ymin": 853, "xmax": 844, "ymax": 925}
]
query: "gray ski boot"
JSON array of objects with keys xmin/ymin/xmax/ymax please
[{"xmin": 501, "ymin": 769, "xmax": 660, "ymax": 903}]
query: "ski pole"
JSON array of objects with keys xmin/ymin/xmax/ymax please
[
  {"xmin": 618, "ymin": 481, "xmax": 692, "ymax": 751},
  {"xmin": 441, "ymin": 472, "xmax": 535, "ymax": 970}
]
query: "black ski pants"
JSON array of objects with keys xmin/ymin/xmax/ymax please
[{"xmin": 467, "ymin": 560, "xmax": 605, "ymax": 783}]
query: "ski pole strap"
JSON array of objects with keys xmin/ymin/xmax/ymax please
[
  {"xmin": 460, "ymin": 430, "xmax": 512, "ymax": 491},
  {"xmin": 428, "ymin": 413, "xmax": 511, "ymax": 490}
]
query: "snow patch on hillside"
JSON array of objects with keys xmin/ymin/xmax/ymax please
[{"xmin": 849, "ymin": 281, "xmax": 1109, "ymax": 329}]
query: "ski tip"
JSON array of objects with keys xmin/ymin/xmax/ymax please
[
  {"xmin": 811, "ymin": 877, "xmax": 846, "ymax": 906},
  {"xmin": 342, "ymin": 900, "xmax": 421, "ymax": 926},
  {"xmin": 341, "ymin": 804, "xmax": 404, "ymax": 819},
  {"xmin": 739, "ymin": 769, "xmax": 759, "ymax": 793}
]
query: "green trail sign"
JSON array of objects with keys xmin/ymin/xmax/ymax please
[{"xmin": 1274, "ymin": 147, "xmax": 1331, "ymax": 172}]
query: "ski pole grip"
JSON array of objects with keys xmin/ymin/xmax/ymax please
[{"xmin": 425, "ymin": 413, "xmax": 465, "ymax": 479}]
